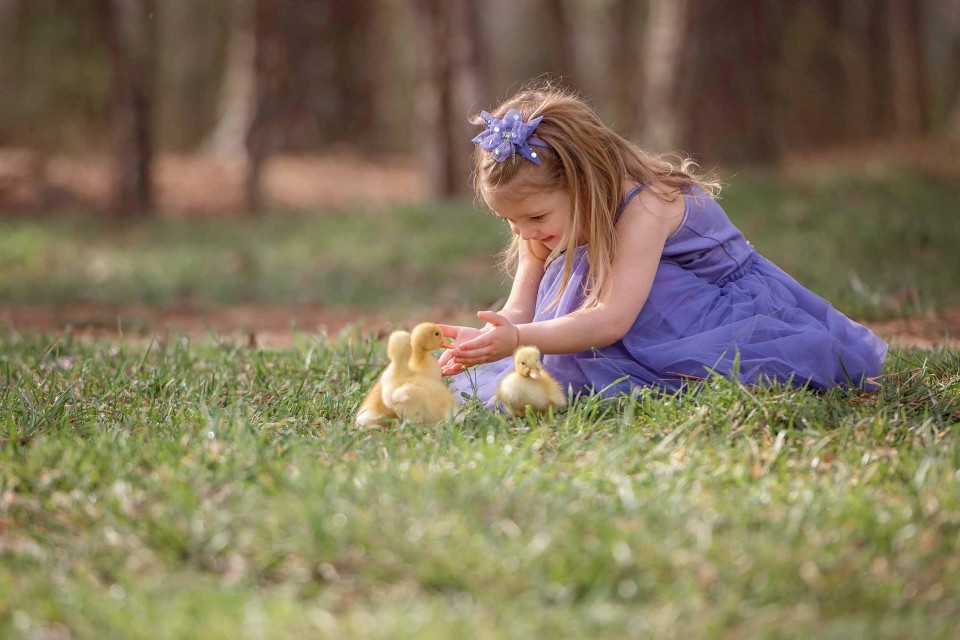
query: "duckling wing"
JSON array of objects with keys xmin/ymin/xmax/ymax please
[
  {"xmin": 540, "ymin": 373, "xmax": 567, "ymax": 410},
  {"xmin": 390, "ymin": 377, "xmax": 456, "ymax": 425},
  {"xmin": 355, "ymin": 377, "xmax": 398, "ymax": 426}
]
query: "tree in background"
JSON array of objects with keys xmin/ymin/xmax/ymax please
[
  {"xmin": 96, "ymin": 0, "xmax": 157, "ymax": 217},
  {"xmin": 640, "ymin": 0, "xmax": 688, "ymax": 153},
  {"xmin": 412, "ymin": 0, "xmax": 487, "ymax": 199},
  {"xmin": 2, "ymin": 0, "xmax": 959, "ymax": 213},
  {"xmin": 543, "ymin": 0, "xmax": 578, "ymax": 85},
  {"xmin": 888, "ymin": 0, "xmax": 930, "ymax": 135},
  {"xmin": 244, "ymin": 0, "xmax": 285, "ymax": 214},
  {"xmin": 202, "ymin": 0, "xmax": 255, "ymax": 159}
]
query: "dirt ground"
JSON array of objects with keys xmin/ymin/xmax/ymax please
[
  {"xmin": 0, "ymin": 151, "xmax": 425, "ymax": 214},
  {"xmin": 1, "ymin": 146, "xmax": 959, "ymax": 348},
  {"xmin": 1, "ymin": 302, "xmax": 958, "ymax": 351}
]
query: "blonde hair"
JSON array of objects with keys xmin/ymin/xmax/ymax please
[{"xmin": 472, "ymin": 80, "xmax": 720, "ymax": 309}]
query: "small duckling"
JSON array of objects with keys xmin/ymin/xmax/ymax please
[
  {"xmin": 354, "ymin": 331, "xmax": 410, "ymax": 427},
  {"xmin": 409, "ymin": 322, "xmax": 451, "ymax": 380},
  {"xmin": 381, "ymin": 330, "xmax": 456, "ymax": 425},
  {"xmin": 495, "ymin": 345, "xmax": 566, "ymax": 417}
]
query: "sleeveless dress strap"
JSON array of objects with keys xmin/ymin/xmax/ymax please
[{"xmin": 614, "ymin": 184, "xmax": 644, "ymax": 224}]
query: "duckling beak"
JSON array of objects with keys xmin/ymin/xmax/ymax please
[
  {"xmin": 528, "ymin": 369, "xmax": 540, "ymax": 379},
  {"xmin": 440, "ymin": 338, "xmax": 455, "ymax": 349}
]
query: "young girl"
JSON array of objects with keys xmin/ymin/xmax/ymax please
[{"xmin": 438, "ymin": 82, "xmax": 887, "ymax": 405}]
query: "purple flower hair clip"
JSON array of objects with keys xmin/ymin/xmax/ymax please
[{"xmin": 471, "ymin": 108, "xmax": 551, "ymax": 165}]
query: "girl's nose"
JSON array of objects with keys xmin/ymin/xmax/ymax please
[{"xmin": 516, "ymin": 225, "xmax": 536, "ymax": 241}]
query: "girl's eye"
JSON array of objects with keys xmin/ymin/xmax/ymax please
[{"xmin": 531, "ymin": 215, "xmax": 545, "ymax": 222}]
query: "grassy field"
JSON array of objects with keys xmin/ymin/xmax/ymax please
[
  {"xmin": 1, "ymin": 169, "xmax": 959, "ymax": 318},
  {"xmin": 2, "ymin": 169, "xmax": 960, "ymax": 637},
  {"xmin": 1, "ymin": 332, "xmax": 958, "ymax": 638}
]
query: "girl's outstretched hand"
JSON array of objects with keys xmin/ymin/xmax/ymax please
[
  {"xmin": 436, "ymin": 322, "xmax": 483, "ymax": 375},
  {"xmin": 451, "ymin": 311, "xmax": 519, "ymax": 369}
]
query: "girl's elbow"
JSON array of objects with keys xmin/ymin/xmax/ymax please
[{"xmin": 596, "ymin": 319, "xmax": 632, "ymax": 348}]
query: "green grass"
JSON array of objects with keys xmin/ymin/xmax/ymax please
[
  {"xmin": 1, "ymin": 330, "xmax": 959, "ymax": 638},
  {"xmin": 2, "ymin": 169, "xmax": 959, "ymax": 636},
  {"xmin": 1, "ymin": 170, "xmax": 959, "ymax": 318},
  {"xmin": 0, "ymin": 200, "xmax": 508, "ymax": 311}
]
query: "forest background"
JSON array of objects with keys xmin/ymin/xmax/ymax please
[{"xmin": 0, "ymin": 0, "xmax": 959, "ymax": 339}]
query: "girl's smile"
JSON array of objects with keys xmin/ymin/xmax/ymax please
[{"xmin": 484, "ymin": 185, "xmax": 572, "ymax": 251}]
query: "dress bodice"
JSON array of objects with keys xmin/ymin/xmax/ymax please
[{"xmin": 660, "ymin": 188, "xmax": 755, "ymax": 285}]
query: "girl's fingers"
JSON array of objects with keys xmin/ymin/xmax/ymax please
[
  {"xmin": 457, "ymin": 337, "xmax": 489, "ymax": 352},
  {"xmin": 454, "ymin": 347, "xmax": 496, "ymax": 365},
  {"xmin": 436, "ymin": 324, "xmax": 461, "ymax": 338},
  {"xmin": 476, "ymin": 310, "xmax": 510, "ymax": 327}
]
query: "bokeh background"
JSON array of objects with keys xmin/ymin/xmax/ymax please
[{"xmin": 1, "ymin": 0, "xmax": 959, "ymax": 344}]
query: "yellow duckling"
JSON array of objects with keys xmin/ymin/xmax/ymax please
[
  {"xmin": 495, "ymin": 345, "xmax": 566, "ymax": 417},
  {"xmin": 354, "ymin": 331, "xmax": 410, "ymax": 427},
  {"xmin": 354, "ymin": 323, "xmax": 454, "ymax": 427},
  {"xmin": 381, "ymin": 329, "xmax": 457, "ymax": 425},
  {"xmin": 409, "ymin": 322, "xmax": 449, "ymax": 380}
]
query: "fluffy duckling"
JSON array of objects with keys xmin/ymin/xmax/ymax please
[
  {"xmin": 354, "ymin": 331, "xmax": 411, "ymax": 427},
  {"xmin": 409, "ymin": 322, "xmax": 450, "ymax": 380},
  {"xmin": 495, "ymin": 345, "xmax": 566, "ymax": 417},
  {"xmin": 381, "ymin": 329, "xmax": 456, "ymax": 425}
]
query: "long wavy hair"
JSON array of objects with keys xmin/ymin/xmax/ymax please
[{"xmin": 472, "ymin": 80, "xmax": 720, "ymax": 309}]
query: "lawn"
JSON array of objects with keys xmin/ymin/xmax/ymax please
[
  {"xmin": 2, "ymin": 168, "xmax": 959, "ymax": 638},
  {"xmin": 1, "ymin": 333, "xmax": 958, "ymax": 638},
  {"xmin": 1, "ymin": 169, "xmax": 959, "ymax": 319}
]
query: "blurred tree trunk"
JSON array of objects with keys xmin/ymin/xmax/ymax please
[
  {"xmin": 245, "ymin": 0, "xmax": 288, "ymax": 214},
  {"xmin": 97, "ymin": 0, "xmax": 157, "ymax": 218},
  {"xmin": 887, "ymin": 0, "xmax": 929, "ymax": 135},
  {"xmin": 640, "ymin": 0, "xmax": 687, "ymax": 152},
  {"xmin": 413, "ymin": 0, "xmax": 487, "ymax": 198},
  {"xmin": 839, "ymin": 1, "xmax": 879, "ymax": 140},
  {"xmin": 864, "ymin": 1, "xmax": 896, "ymax": 136},
  {"xmin": 412, "ymin": 0, "xmax": 459, "ymax": 199},
  {"xmin": 329, "ymin": 0, "xmax": 377, "ymax": 148},
  {"xmin": 451, "ymin": 0, "xmax": 490, "ymax": 188},
  {"xmin": 680, "ymin": 0, "xmax": 783, "ymax": 162},
  {"xmin": 543, "ymin": 0, "xmax": 577, "ymax": 85},
  {"xmin": 0, "ymin": 1, "xmax": 18, "ymax": 143},
  {"xmin": 203, "ymin": 0, "xmax": 255, "ymax": 159},
  {"xmin": 941, "ymin": 0, "xmax": 960, "ymax": 139},
  {"xmin": 461, "ymin": 0, "xmax": 492, "ymax": 110},
  {"xmin": 609, "ymin": 0, "xmax": 642, "ymax": 139}
]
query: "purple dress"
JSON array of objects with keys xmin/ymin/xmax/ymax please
[{"xmin": 451, "ymin": 186, "xmax": 888, "ymax": 405}]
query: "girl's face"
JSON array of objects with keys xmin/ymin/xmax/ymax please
[{"xmin": 484, "ymin": 184, "xmax": 573, "ymax": 251}]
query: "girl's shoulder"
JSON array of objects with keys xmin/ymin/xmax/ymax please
[{"xmin": 620, "ymin": 183, "xmax": 687, "ymax": 239}]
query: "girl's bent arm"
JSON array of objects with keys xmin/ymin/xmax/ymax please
[
  {"xmin": 519, "ymin": 192, "xmax": 681, "ymax": 353},
  {"xmin": 520, "ymin": 193, "xmax": 679, "ymax": 353},
  {"xmin": 497, "ymin": 240, "xmax": 546, "ymax": 325},
  {"xmin": 453, "ymin": 191, "xmax": 683, "ymax": 365}
]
